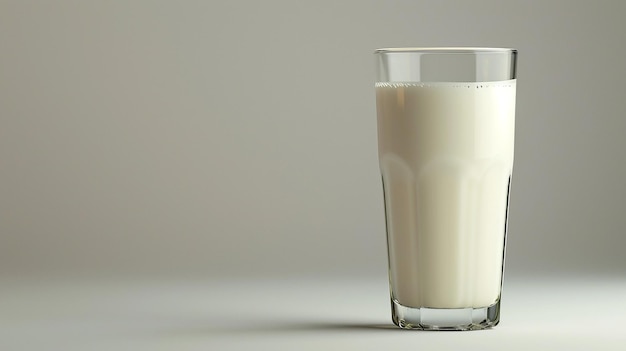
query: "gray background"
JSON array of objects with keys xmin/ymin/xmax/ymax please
[{"xmin": 1, "ymin": 0, "xmax": 625, "ymax": 281}]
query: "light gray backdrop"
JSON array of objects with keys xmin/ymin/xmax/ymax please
[{"xmin": 1, "ymin": 0, "xmax": 624, "ymax": 280}]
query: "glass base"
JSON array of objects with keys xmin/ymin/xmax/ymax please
[{"xmin": 391, "ymin": 299, "xmax": 500, "ymax": 330}]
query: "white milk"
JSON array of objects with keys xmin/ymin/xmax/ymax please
[{"xmin": 376, "ymin": 80, "xmax": 516, "ymax": 309}]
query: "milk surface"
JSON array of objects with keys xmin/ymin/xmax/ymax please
[{"xmin": 376, "ymin": 81, "xmax": 516, "ymax": 309}]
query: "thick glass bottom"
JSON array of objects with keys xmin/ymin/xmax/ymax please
[{"xmin": 391, "ymin": 299, "xmax": 500, "ymax": 330}]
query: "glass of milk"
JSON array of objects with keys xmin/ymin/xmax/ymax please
[{"xmin": 375, "ymin": 48, "xmax": 517, "ymax": 330}]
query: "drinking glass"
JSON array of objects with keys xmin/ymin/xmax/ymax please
[{"xmin": 375, "ymin": 48, "xmax": 517, "ymax": 330}]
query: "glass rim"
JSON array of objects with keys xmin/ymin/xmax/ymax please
[{"xmin": 374, "ymin": 47, "xmax": 517, "ymax": 54}]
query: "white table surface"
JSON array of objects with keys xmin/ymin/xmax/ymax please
[{"xmin": 1, "ymin": 275, "xmax": 625, "ymax": 350}]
